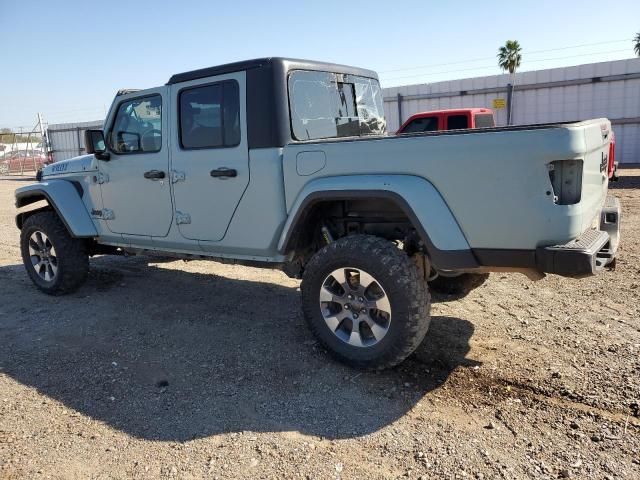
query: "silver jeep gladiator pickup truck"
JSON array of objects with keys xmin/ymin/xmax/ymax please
[{"xmin": 15, "ymin": 57, "xmax": 620, "ymax": 369}]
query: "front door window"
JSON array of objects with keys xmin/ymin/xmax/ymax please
[{"xmin": 108, "ymin": 96, "xmax": 162, "ymax": 154}]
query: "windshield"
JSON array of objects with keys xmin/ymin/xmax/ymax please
[{"xmin": 288, "ymin": 70, "xmax": 386, "ymax": 141}]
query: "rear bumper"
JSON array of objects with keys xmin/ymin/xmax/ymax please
[
  {"xmin": 472, "ymin": 196, "xmax": 621, "ymax": 278},
  {"xmin": 536, "ymin": 196, "xmax": 621, "ymax": 278}
]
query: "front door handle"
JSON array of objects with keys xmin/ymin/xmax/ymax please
[
  {"xmin": 210, "ymin": 167, "xmax": 237, "ymax": 178},
  {"xmin": 144, "ymin": 170, "xmax": 166, "ymax": 180}
]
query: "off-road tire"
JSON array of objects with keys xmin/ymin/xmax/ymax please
[
  {"xmin": 301, "ymin": 235, "xmax": 431, "ymax": 370},
  {"xmin": 429, "ymin": 272, "xmax": 489, "ymax": 298},
  {"xmin": 20, "ymin": 211, "xmax": 89, "ymax": 295}
]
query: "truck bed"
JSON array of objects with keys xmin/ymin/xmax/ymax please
[{"xmin": 282, "ymin": 118, "xmax": 612, "ymax": 261}]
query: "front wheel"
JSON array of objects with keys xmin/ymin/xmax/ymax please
[
  {"xmin": 301, "ymin": 235, "xmax": 431, "ymax": 370},
  {"xmin": 20, "ymin": 211, "xmax": 89, "ymax": 295}
]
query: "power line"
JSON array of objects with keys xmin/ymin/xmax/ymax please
[
  {"xmin": 380, "ymin": 48, "xmax": 632, "ymax": 82},
  {"xmin": 377, "ymin": 39, "xmax": 633, "ymax": 74}
]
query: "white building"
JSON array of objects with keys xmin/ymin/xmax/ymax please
[{"xmin": 383, "ymin": 58, "xmax": 640, "ymax": 164}]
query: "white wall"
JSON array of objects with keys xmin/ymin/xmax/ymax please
[
  {"xmin": 47, "ymin": 120, "xmax": 104, "ymax": 162},
  {"xmin": 383, "ymin": 58, "xmax": 640, "ymax": 164}
]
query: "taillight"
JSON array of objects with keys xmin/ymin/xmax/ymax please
[
  {"xmin": 548, "ymin": 160, "xmax": 583, "ymax": 205},
  {"xmin": 608, "ymin": 131, "xmax": 616, "ymax": 179}
]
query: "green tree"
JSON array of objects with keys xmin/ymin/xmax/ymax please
[
  {"xmin": 635, "ymin": 32, "xmax": 640, "ymax": 56},
  {"xmin": 0, "ymin": 128, "xmax": 42, "ymax": 144},
  {"xmin": 498, "ymin": 40, "xmax": 522, "ymax": 74}
]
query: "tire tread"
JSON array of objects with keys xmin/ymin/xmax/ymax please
[
  {"xmin": 21, "ymin": 211, "xmax": 88, "ymax": 295},
  {"xmin": 301, "ymin": 235, "xmax": 431, "ymax": 370}
]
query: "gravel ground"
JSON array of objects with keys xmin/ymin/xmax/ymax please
[{"xmin": 0, "ymin": 171, "xmax": 639, "ymax": 480}]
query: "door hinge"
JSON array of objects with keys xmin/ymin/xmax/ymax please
[
  {"xmin": 175, "ymin": 211, "xmax": 191, "ymax": 225},
  {"xmin": 101, "ymin": 208, "xmax": 115, "ymax": 220},
  {"xmin": 94, "ymin": 172, "xmax": 109, "ymax": 184},
  {"xmin": 171, "ymin": 170, "xmax": 186, "ymax": 183}
]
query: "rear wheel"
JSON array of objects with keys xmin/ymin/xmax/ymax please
[
  {"xmin": 301, "ymin": 235, "xmax": 431, "ymax": 370},
  {"xmin": 20, "ymin": 211, "xmax": 89, "ymax": 295}
]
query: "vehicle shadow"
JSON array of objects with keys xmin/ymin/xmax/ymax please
[
  {"xmin": 609, "ymin": 173, "xmax": 640, "ymax": 190},
  {"xmin": 0, "ymin": 256, "xmax": 477, "ymax": 441}
]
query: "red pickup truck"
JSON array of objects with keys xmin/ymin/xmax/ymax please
[
  {"xmin": 397, "ymin": 108, "xmax": 495, "ymax": 134},
  {"xmin": 397, "ymin": 108, "xmax": 618, "ymax": 180}
]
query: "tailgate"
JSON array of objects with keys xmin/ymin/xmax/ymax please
[{"xmin": 567, "ymin": 118, "xmax": 611, "ymax": 233}]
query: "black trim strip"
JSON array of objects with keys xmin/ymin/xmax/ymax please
[{"xmin": 472, "ymin": 249, "xmax": 537, "ymax": 269}]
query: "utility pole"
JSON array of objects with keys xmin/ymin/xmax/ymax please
[
  {"xmin": 506, "ymin": 83, "xmax": 514, "ymax": 126},
  {"xmin": 37, "ymin": 113, "xmax": 49, "ymax": 160}
]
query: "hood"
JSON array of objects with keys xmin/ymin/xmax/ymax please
[{"xmin": 42, "ymin": 154, "xmax": 98, "ymax": 177}]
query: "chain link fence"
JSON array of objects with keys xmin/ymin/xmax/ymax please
[{"xmin": 0, "ymin": 122, "xmax": 46, "ymax": 176}]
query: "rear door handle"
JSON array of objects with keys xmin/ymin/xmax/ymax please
[
  {"xmin": 210, "ymin": 167, "xmax": 237, "ymax": 178},
  {"xmin": 144, "ymin": 170, "xmax": 166, "ymax": 180}
]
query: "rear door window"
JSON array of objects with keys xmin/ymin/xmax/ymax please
[
  {"xmin": 446, "ymin": 115, "xmax": 468, "ymax": 130},
  {"xmin": 179, "ymin": 81, "xmax": 240, "ymax": 149},
  {"xmin": 401, "ymin": 116, "xmax": 438, "ymax": 133}
]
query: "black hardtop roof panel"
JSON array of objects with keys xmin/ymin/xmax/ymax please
[{"xmin": 166, "ymin": 57, "xmax": 379, "ymax": 85}]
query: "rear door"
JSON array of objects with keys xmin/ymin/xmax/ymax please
[
  {"xmin": 445, "ymin": 113, "xmax": 469, "ymax": 130},
  {"xmin": 169, "ymin": 71, "xmax": 249, "ymax": 241}
]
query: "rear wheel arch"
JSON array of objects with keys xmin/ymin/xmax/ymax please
[
  {"xmin": 279, "ymin": 190, "xmax": 478, "ymax": 271},
  {"xmin": 281, "ymin": 192, "xmax": 413, "ymax": 250}
]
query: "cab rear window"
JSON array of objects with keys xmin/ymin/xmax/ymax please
[{"xmin": 288, "ymin": 70, "xmax": 386, "ymax": 141}]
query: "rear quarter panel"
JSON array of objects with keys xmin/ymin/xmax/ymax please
[{"xmin": 282, "ymin": 120, "xmax": 610, "ymax": 251}]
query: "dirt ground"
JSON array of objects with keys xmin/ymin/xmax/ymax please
[{"xmin": 0, "ymin": 171, "xmax": 639, "ymax": 480}]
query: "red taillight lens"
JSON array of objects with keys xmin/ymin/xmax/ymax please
[{"xmin": 608, "ymin": 131, "xmax": 616, "ymax": 178}]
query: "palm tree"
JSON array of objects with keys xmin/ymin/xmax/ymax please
[
  {"xmin": 634, "ymin": 32, "xmax": 640, "ymax": 56},
  {"xmin": 497, "ymin": 40, "xmax": 522, "ymax": 126},
  {"xmin": 497, "ymin": 40, "xmax": 522, "ymax": 74}
]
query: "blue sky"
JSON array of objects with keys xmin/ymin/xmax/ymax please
[{"xmin": 1, "ymin": 0, "xmax": 638, "ymax": 127}]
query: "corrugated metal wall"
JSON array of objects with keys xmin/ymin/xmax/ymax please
[
  {"xmin": 47, "ymin": 120, "xmax": 103, "ymax": 162},
  {"xmin": 383, "ymin": 58, "xmax": 640, "ymax": 164}
]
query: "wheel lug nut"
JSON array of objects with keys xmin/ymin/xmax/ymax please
[
  {"xmin": 347, "ymin": 294, "xmax": 353, "ymax": 300},
  {"xmin": 358, "ymin": 297, "xmax": 364, "ymax": 302},
  {"xmin": 361, "ymin": 308, "xmax": 366, "ymax": 313},
  {"xmin": 352, "ymin": 313, "xmax": 359, "ymax": 319},
  {"xmin": 344, "ymin": 304, "xmax": 350, "ymax": 310}
]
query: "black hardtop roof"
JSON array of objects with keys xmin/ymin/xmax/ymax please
[{"xmin": 166, "ymin": 57, "xmax": 379, "ymax": 85}]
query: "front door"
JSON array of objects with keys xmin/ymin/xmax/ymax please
[
  {"xmin": 169, "ymin": 72, "xmax": 249, "ymax": 241},
  {"xmin": 99, "ymin": 88, "xmax": 173, "ymax": 237}
]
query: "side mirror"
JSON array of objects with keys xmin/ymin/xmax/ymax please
[
  {"xmin": 84, "ymin": 129, "xmax": 110, "ymax": 161},
  {"xmin": 117, "ymin": 131, "xmax": 141, "ymax": 153}
]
